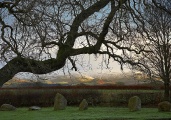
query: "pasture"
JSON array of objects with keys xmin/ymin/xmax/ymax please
[{"xmin": 0, "ymin": 107, "xmax": 171, "ymax": 120}]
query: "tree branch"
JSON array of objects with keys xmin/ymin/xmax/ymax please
[
  {"xmin": 0, "ymin": 57, "xmax": 66, "ymax": 86},
  {"xmin": 65, "ymin": 0, "xmax": 111, "ymax": 47}
]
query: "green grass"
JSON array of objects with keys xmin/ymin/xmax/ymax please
[{"xmin": 0, "ymin": 107, "xmax": 171, "ymax": 120}]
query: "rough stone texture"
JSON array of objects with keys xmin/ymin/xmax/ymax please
[
  {"xmin": 128, "ymin": 96, "xmax": 141, "ymax": 112},
  {"xmin": 79, "ymin": 99, "xmax": 88, "ymax": 111},
  {"xmin": 0, "ymin": 104, "xmax": 16, "ymax": 111},
  {"xmin": 158, "ymin": 101, "xmax": 171, "ymax": 112},
  {"xmin": 28, "ymin": 106, "xmax": 41, "ymax": 111},
  {"xmin": 54, "ymin": 93, "xmax": 67, "ymax": 110}
]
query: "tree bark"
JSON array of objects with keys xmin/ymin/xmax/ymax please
[
  {"xmin": 164, "ymin": 81, "xmax": 170, "ymax": 101},
  {"xmin": 0, "ymin": 57, "xmax": 66, "ymax": 87}
]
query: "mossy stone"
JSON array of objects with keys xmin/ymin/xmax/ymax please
[
  {"xmin": 79, "ymin": 99, "xmax": 88, "ymax": 111},
  {"xmin": 128, "ymin": 96, "xmax": 141, "ymax": 112},
  {"xmin": 54, "ymin": 93, "xmax": 67, "ymax": 111}
]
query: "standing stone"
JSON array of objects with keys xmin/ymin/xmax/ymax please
[
  {"xmin": 0, "ymin": 104, "xmax": 16, "ymax": 111},
  {"xmin": 158, "ymin": 101, "xmax": 171, "ymax": 112},
  {"xmin": 128, "ymin": 96, "xmax": 141, "ymax": 112},
  {"xmin": 79, "ymin": 99, "xmax": 88, "ymax": 111},
  {"xmin": 54, "ymin": 93, "xmax": 67, "ymax": 110}
]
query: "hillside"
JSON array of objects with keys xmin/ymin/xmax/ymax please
[
  {"xmin": 2, "ymin": 72, "xmax": 161, "ymax": 88},
  {"xmin": 2, "ymin": 74, "xmax": 95, "ymax": 88}
]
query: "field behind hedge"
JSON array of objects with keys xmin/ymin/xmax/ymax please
[{"xmin": 0, "ymin": 85, "xmax": 167, "ymax": 107}]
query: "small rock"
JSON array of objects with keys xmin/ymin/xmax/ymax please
[
  {"xmin": 158, "ymin": 101, "xmax": 171, "ymax": 112},
  {"xmin": 79, "ymin": 99, "xmax": 88, "ymax": 111},
  {"xmin": 128, "ymin": 96, "xmax": 141, "ymax": 112},
  {"xmin": 54, "ymin": 93, "xmax": 67, "ymax": 110},
  {"xmin": 28, "ymin": 106, "xmax": 41, "ymax": 111},
  {"xmin": 0, "ymin": 104, "xmax": 16, "ymax": 111}
]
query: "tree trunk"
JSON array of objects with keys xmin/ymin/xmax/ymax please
[{"xmin": 164, "ymin": 82, "xmax": 170, "ymax": 101}]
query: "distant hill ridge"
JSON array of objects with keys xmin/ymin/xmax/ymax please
[{"xmin": 2, "ymin": 72, "xmax": 157, "ymax": 88}]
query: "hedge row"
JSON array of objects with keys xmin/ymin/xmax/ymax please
[
  {"xmin": 0, "ymin": 87, "xmax": 165, "ymax": 107},
  {"xmin": 0, "ymin": 89, "xmax": 100, "ymax": 107},
  {"xmin": 1, "ymin": 85, "xmax": 169, "ymax": 90}
]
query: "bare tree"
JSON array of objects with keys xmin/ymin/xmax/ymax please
[
  {"xmin": 128, "ymin": 0, "xmax": 171, "ymax": 101},
  {"xmin": 0, "ymin": 0, "xmax": 156, "ymax": 86}
]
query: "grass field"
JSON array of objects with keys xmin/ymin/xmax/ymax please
[{"xmin": 0, "ymin": 107, "xmax": 171, "ymax": 120}]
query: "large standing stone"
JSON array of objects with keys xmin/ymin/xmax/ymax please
[
  {"xmin": 54, "ymin": 93, "xmax": 67, "ymax": 110},
  {"xmin": 79, "ymin": 99, "xmax": 88, "ymax": 111},
  {"xmin": 128, "ymin": 96, "xmax": 141, "ymax": 112},
  {"xmin": 0, "ymin": 104, "xmax": 16, "ymax": 111},
  {"xmin": 158, "ymin": 101, "xmax": 171, "ymax": 112}
]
